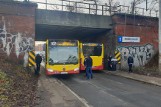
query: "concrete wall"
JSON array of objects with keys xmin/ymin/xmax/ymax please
[
  {"xmin": 112, "ymin": 14, "xmax": 158, "ymax": 69},
  {"xmin": 0, "ymin": 1, "xmax": 37, "ymax": 66},
  {"xmin": 36, "ymin": 10, "xmax": 112, "ymax": 29}
]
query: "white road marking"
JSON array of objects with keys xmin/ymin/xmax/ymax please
[{"xmin": 57, "ymin": 79, "xmax": 93, "ymax": 107}]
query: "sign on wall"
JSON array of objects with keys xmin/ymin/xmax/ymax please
[{"xmin": 118, "ymin": 36, "xmax": 140, "ymax": 43}]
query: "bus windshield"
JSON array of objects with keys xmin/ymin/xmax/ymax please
[
  {"xmin": 48, "ymin": 46, "xmax": 78, "ymax": 65},
  {"xmin": 83, "ymin": 45, "xmax": 102, "ymax": 56}
]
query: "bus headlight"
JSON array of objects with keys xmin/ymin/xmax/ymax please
[
  {"xmin": 74, "ymin": 68, "xmax": 79, "ymax": 72},
  {"xmin": 47, "ymin": 69, "xmax": 53, "ymax": 72}
]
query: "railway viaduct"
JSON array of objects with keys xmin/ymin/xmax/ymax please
[{"xmin": 0, "ymin": 0, "xmax": 158, "ymax": 69}]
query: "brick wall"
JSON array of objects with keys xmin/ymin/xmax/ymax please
[
  {"xmin": 0, "ymin": 1, "xmax": 37, "ymax": 67},
  {"xmin": 112, "ymin": 14, "xmax": 158, "ymax": 68}
]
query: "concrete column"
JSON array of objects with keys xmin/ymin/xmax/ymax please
[{"xmin": 159, "ymin": 0, "xmax": 161, "ymax": 73}]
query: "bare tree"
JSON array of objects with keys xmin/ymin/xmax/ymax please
[
  {"xmin": 130, "ymin": 0, "xmax": 158, "ymax": 16},
  {"xmin": 83, "ymin": 0, "xmax": 100, "ymax": 14},
  {"xmin": 100, "ymin": 0, "xmax": 158, "ymax": 16},
  {"xmin": 65, "ymin": 1, "xmax": 84, "ymax": 13},
  {"xmin": 130, "ymin": 0, "xmax": 146, "ymax": 14},
  {"xmin": 83, "ymin": 0, "xmax": 99, "ymax": 4},
  {"xmin": 65, "ymin": 2, "xmax": 76, "ymax": 12},
  {"xmin": 83, "ymin": 0, "xmax": 120, "ymax": 15},
  {"xmin": 105, "ymin": 0, "xmax": 120, "ymax": 15},
  {"xmin": 60, "ymin": 0, "xmax": 158, "ymax": 16},
  {"xmin": 148, "ymin": 0, "xmax": 158, "ymax": 11}
]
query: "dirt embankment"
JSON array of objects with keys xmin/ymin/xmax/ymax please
[{"xmin": 0, "ymin": 54, "xmax": 38, "ymax": 107}]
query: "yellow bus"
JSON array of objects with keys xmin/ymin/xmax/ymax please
[
  {"xmin": 45, "ymin": 39, "xmax": 80, "ymax": 75},
  {"xmin": 80, "ymin": 43, "xmax": 104, "ymax": 71}
]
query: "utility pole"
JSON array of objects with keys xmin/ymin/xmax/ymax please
[
  {"xmin": 159, "ymin": 0, "xmax": 161, "ymax": 73},
  {"xmin": 146, "ymin": 0, "xmax": 147, "ymax": 11},
  {"xmin": 132, "ymin": 0, "xmax": 136, "ymax": 14}
]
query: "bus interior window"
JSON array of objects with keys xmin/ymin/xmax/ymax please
[{"xmin": 94, "ymin": 46, "xmax": 102, "ymax": 56}]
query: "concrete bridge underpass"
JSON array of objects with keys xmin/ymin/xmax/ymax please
[{"xmin": 35, "ymin": 10, "xmax": 112, "ymax": 41}]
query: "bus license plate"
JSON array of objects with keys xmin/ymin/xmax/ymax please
[{"xmin": 61, "ymin": 72, "xmax": 68, "ymax": 74}]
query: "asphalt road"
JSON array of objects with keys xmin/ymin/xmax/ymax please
[{"xmin": 53, "ymin": 71, "xmax": 161, "ymax": 107}]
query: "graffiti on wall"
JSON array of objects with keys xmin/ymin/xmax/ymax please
[
  {"xmin": 0, "ymin": 17, "xmax": 34, "ymax": 67},
  {"xmin": 117, "ymin": 44, "xmax": 154, "ymax": 67}
]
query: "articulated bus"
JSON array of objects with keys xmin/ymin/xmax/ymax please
[
  {"xmin": 45, "ymin": 39, "xmax": 80, "ymax": 75},
  {"xmin": 80, "ymin": 43, "xmax": 104, "ymax": 71}
]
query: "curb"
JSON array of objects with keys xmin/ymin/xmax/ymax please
[
  {"xmin": 103, "ymin": 70, "xmax": 161, "ymax": 87},
  {"xmin": 114, "ymin": 73, "xmax": 161, "ymax": 87}
]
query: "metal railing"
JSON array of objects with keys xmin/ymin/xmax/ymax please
[{"xmin": 13, "ymin": 0, "xmax": 159, "ymax": 17}]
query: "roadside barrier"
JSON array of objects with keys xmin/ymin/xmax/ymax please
[
  {"xmin": 28, "ymin": 51, "xmax": 36, "ymax": 66},
  {"xmin": 115, "ymin": 50, "xmax": 121, "ymax": 64}
]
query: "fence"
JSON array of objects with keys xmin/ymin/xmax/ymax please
[{"xmin": 13, "ymin": 0, "xmax": 159, "ymax": 17}]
